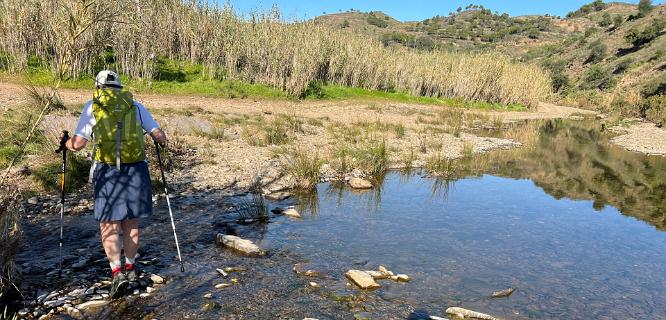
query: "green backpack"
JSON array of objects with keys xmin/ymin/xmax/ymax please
[{"xmin": 91, "ymin": 88, "xmax": 146, "ymax": 168}]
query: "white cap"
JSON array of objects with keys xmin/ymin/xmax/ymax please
[{"xmin": 95, "ymin": 70, "xmax": 123, "ymax": 88}]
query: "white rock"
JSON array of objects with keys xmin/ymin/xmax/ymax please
[
  {"xmin": 216, "ymin": 234, "xmax": 263, "ymax": 255},
  {"xmin": 146, "ymin": 287, "xmax": 155, "ymax": 293},
  {"xmin": 215, "ymin": 283, "xmax": 232, "ymax": 289},
  {"xmin": 309, "ymin": 282, "xmax": 318, "ymax": 288},
  {"xmin": 345, "ymin": 270, "xmax": 381, "ymax": 290},
  {"xmin": 445, "ymin": 307, "xmax": 497, "ymax": 320},
  {"xmin": 76, "ymin": 300, "xmax": 109, "ymax": 311},
  {"xmin": 140, "ymin": 293, "xmax": 150, "ymax": 298},
  {"xmin": 203, "ymin": 293, "xmax": 213, "ymax": 299},
  {"xmin": 44, "ymin": 300, "xmax": 65, "ymax": 308},
  {"xmin": 150, "ymin": 274, "xmax": 165, "ymax": 284},
  {"xmin": 396, "ymin": 274, "xmax": 410, "ymax": 282},
  {"xmin": 378, "ymin": 265, "xmax": 390, "ymax": 275},
  {"xmin": 283, "ymin": 208, "xmax": 301, "ymax": 218},
  {"xmin": 365, "ymin": 270, "xmax": 389, "ymax": 280},
  {"xmin": 216, "ymin": 268, "xmax": 228, "ymax": 278},
  {"xmin": 349, "ymin": 178, "xmax": 372, "ymax": 189}
]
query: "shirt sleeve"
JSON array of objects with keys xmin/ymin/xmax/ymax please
[
  {"xmin": 74, "ymin": 101, "xmax": 95, "ymax": 140},
  {"xmin": 134, "ymin": 102, "xmax": 160, "ymax": 133}
]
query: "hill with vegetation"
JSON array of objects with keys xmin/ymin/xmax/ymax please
[{"xmin": 315, "ymin": 1, "xmax": 666, "ymax": 123}]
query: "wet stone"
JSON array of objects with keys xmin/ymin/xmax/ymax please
[
  {"xmin": 349, "ymin": 178, "xmax": 372, "ymax": 189},
  {"xmin": 345, "ymin": 270, "xmax": 381, "ymax": 290},
  {"xmin": 283, "ymin": 208, "xmax": 301, "ymax": 218},
  {"xmin": 264, "ymin": 192, "xmax": 293, "ymax": 201},
  {"xmin": 150, "ymin": 274, "xmax": 165, "ymax": 284},
  {"xmin": 216, "ymin": 234, "xmax": 263, "ymax": 256}
]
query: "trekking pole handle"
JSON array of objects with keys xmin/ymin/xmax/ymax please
[{"xmin": 56, "ymin": 130, "xmax": 70, "ymax": 153}]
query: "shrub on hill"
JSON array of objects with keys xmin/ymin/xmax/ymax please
[
  {"xmin": 566, "ymin": 0, "xmax": 607, "ymax": 19},
  {"xmin": 638, "ymin": 0, "xmax": 654, "ymax": 18},
  {"xmin": 587, "ymin": 40, "xmax": 608, "ymax": 64},
  {"xmin": 367, "ymin": 13, "xmax": 388, "ymax": 28},
  {"xmin": 581, "ymin": 65, "xmax": 617, "ymax": 91},
  {"xmin": 599, "ymin": 12, "xmax": 613, "ymax": 27},
  {"xmin": 625, "ymin": 19, "xmax": 666, "ymax": 47}
]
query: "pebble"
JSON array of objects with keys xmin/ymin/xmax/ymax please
[
  {"xmin": 43, "ymin": 300, "xmax": 65, "ymax": 308},
  {"xmin": 345, "ymin": 270, "xmax": 381, "ymax": 290},
  {"xmin": 308, "ymin": 282, "xmax": 318, "ymax": 288},
  {"xmin": 216, "ymin": 268, "xmax": 228, "ymax": 278},
  {"xmin": 216, "ymin": 234, "xmax": 263, "ymax": 256},
  {"xmin": 223, "ymin": 267, "xmax": 246, "ymax": 273},
  {"xmin": 146, "ymin": 286, "xmax": 155, "ymax": 293},
  {"xmin": 90, "ymin": 295, "xmax": 103, "ymax": 300},
  {"xmin": 150, "ymin": 274, "xmax": 165, "ymax": 284},
  {"xmin": 140, "ymin": 293, "xmax": 150, "ymax": 298},
  {"xmin": 349, "ymin": 178, "xmax": 372, "ymax": 189},
  {"xmin": 203, "ymin": 293, "xmax": 213, "ymax": 299},
  {"xmin": 396, "ymin": 274, "xmax": 410, "ymax": 282},
  {"xmin": 76, "ymin": 300, "xmax": 108, "ymax": 310},
  {"xmin": 84, "ymin": 287, "xmax": 96, "ymax": 295},
  {"xmin": 133, "ymin": 289, "xmax": 140, "ymax": 295},
  {"xmin": 215, "ymin": 283, "xmax": 232, "ymax": 289}
]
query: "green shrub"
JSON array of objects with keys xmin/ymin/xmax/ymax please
[
  {"xmin": 581, "ymin": 65, "xmax": 617, "ymax": 91},
  {"xmin": 599, "ymin": 12, "xmax": 613, "ymax": 27},
  {"xmin": 0, "ymin": 51, "xmax": 11, "ymax": 70},
  {"xmin": 302, "ymin": 80, "xmax": 325, "ymax": 99},
  {"xmin": 153, "ymin": 57, "xmax": 202, "ymax": 82},
  {"xmin": 551, "ymin": 71, "xmax": 570, "ymax": 93},
  {"xmin": 638, "ymin": 0, "xmax": 654, "ymax": 18},
  {"xmin": 367, "ymin": 14, "xmax": 389, "ymax": 28},
  {"xmin": 643, "ymin": 95, "xmax": 666, "ymax": 124},
  {"xmin": 642, "ymin": 75, "xmax": 666, "ymax": 97},
  {"xmin": 614, "ymin": 58, "xmax": 633, "ymax": 74},
  {"xmin": 587, "ymin": 40, "xmax": 607, "ymax": 63},
  {"xmin": 613, "ymin": 15, "xmax": 624, "ymax": 28},
  {"xmin": 625, "ymin": 20, "xmax": 665, "ymax": 47}
]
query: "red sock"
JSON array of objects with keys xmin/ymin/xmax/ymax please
[
  {"xmin": 111, "ymin": 267, "xmax": 122, "ymax": 278},
  {"xmin": 124, "ymin": 263, "xmax": 134, "ymax": 271}
]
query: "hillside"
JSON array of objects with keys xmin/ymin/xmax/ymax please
[{"xmin": 314, "ymin": 1, "xmax": 666, "ymax": 122}]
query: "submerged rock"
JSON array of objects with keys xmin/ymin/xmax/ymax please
[
  {"xmin": 214, "ymin": 283, "xmax": 232, "ymax": 289},
  {"xmin": 445, "ymin": 307, "xmax": 497, "ymax": 320},
  {"xmin": 364, "ymin": 270, "xmax": 389, "ymax": 280},
  {"xmin": 223, "ymin": 266, "xmax": 247, "ymax": 273},
  {"xmin": 264, "ymin": 192, "xmax": 292, "ymax": 201},
  {"xmin": 491, "ymin": 287, "xmax": 515, "ymax": 298},
  {"xmin": 216, "ymin": 268, "xmax": 228, "ymax": 278},
  {"xmin": 349, "ymin": 178, "xmax": 372, "ymax": 189},
  {"xmin": 345, "ymin": 270, "xmax": 381, "ymax": 290},
  {"xmin": 284, "ymin": 208, "xmax": 301, "ymax": 218},
  {"xmin": 216, "ymin": 234, "xmax": 263, "ymax": 256}
]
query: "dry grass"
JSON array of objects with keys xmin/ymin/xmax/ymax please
[{"xmin": 0, "ymin": 1, "xmax": 551, "ymax": 107}]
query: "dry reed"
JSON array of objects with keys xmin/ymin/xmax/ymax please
[{"xmin": 0, "ymin": 1, "xmax": 551, "ymax": 107}]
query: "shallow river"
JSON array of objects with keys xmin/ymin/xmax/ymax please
[{"xmin": 18, "ymin": 119, "xmax": 666, "ymax": 319}]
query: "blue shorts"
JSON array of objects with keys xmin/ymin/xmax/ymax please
[{"xmin": 93, "ymin": 161, "xmax": 153, "ymax": 222}]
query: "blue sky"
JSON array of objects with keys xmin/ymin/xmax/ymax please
[{"xmin": 222, "ymin": 0, "xmax": 665, "ymax": 21}]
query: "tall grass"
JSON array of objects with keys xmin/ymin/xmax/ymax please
[{"xmin": 0, "ymin": 1, "xmax": 551, "ymax": 107}]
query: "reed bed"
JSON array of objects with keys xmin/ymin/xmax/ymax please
[{"xmin": 0, "ymin": 0, "xmax": 551, "ymax": 107}]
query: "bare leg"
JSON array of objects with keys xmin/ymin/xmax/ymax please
[
  {"xmin": 100, "ymin": 222, "xmax": 122, "ymax": 264},
  {"xmin": 120, "ymin": 218, "xmax": 140, "ymax": 260}
]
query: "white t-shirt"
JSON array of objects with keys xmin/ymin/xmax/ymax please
[{"xmin": 74, "ymin": 100, "xmax": 160, "ymax": 140}]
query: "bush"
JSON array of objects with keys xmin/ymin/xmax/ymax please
[
  {"xmin": 642, "ymin": 75, "xmax": 666, "ymax": 97},
  {"xmin": 613, "ymin": 15, "xmax": 624, "ymax": 28},
  {"xmin": 581, "ymin": 65, "xmax": 617, "ymax": 91},
  {"xmin": 643, "ymin": 95, "xmax": 666, "ymax": 124},
  {"xmin": 599, "ymin": 12, "xmax": 613, "ymax": 27},
  {"xmin": 341, "ymin": 19, "xmax": 350, "ymax": 28},
  {"xmin": 587, "ymin": 40, "xmax": 607, "ymax": 63},
  {"xmin": 0, "ymin": 52, "xmax": 11, "ymax": 71},
  {"xmin": 551, "ymin": 71, "xmax": 571, "ymax": 92},
  {"xmin": 367, "ymin": 14, "xmax": 389, "ymax": 28},
  {"xmin": 614, "ymin": 58, "xmax": 633, "ymax": 74},
  {"xmin": 302, "ymin": 80, "xmax": 325, "ymax": 99},
  {"xmin": 638, "ymin": 0, "xmax": 654, "ymax": 18},
  {"xmin": 625, "ymin": 20, "xmax": 665, "ymax": 47}
]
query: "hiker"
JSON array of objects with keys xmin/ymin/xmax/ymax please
[{"xmin": 62, "ymin": 70, "xmax": 167, "ymax": 298}]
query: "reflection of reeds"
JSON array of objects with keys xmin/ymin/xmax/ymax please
[{"xmin": 0, "ymin": 189, "xmax": 21, "ymax": 295}]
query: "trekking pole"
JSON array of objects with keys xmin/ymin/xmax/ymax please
[
  {"xmin": 153, "ymin": 140, "xmax": 185, "ymax": 272},
  {"xmin": 55, "ymin": 130, "xmax": 70, "ymax": 271}
]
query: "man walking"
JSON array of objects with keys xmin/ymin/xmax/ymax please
[{"xmin": 63, "ymin": 70, "xmax": 167, "ymax": 298}]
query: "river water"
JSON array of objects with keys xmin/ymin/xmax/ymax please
[{"xmin": 17, "ymin": 119, "xmax": 666, "ymax": 319}]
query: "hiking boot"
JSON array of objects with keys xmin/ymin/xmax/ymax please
[
  {"xmin": 110, "ymin": 271, "xmax": 129, "ymax": 299},
  {"xmin": 124, "ymin": 264, "xmax": 139, "ymax": 283}
]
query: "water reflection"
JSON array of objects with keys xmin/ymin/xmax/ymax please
[{"xmin": 462, "ymin": 119, "xmax": 666, "ymax": 230}]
